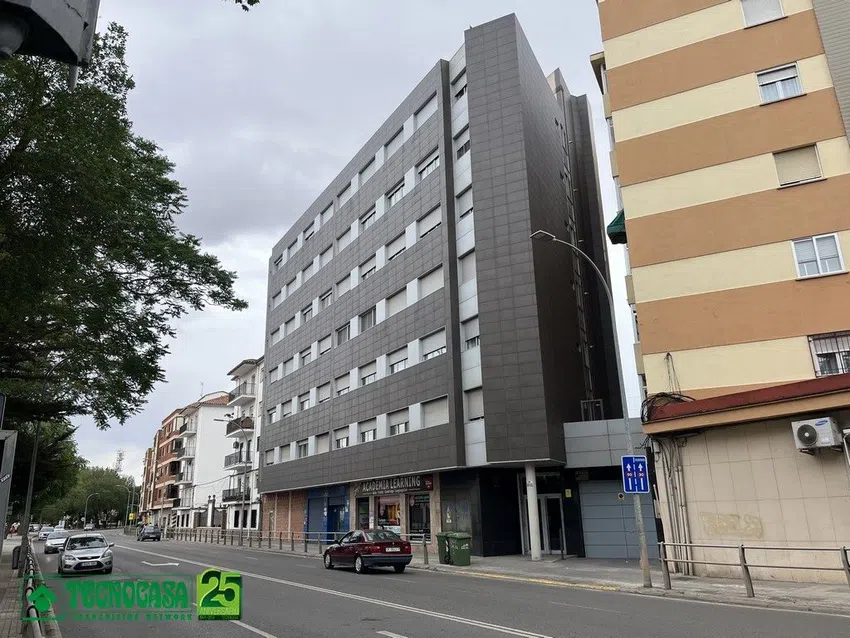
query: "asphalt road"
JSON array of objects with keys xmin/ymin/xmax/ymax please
[{"xmin": 33, "ymin": 530, "xmax": 850, "ymax": 638}]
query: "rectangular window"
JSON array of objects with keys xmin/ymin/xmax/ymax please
[
  {"xmin": 287, "ymin": 240, "xmax": 298, "ymax": 258},
  {"xmin": 360, "ymin": 307, "xmax": 376, "ymax": 332},
  {"xmin": 282, "ymin": 401, "xmax": 293, "ymax": 418},
  {"xmin": 455, "ymin": 128, "xmax": 470, "ymax": 160},
  {"xmin": 774, "ymin": 146, "xmax": 821, "ymax": 186},
  {"xmin": 459, "ymin": 250, "xmax": 477, "ymax": 284},
  {"xmin": 387, "ymin": 234, "xmax": 406, "ymax": 261},
  {"xmin": 320, "ymin": 203, "xmax": 333, "ymax": 225},
  {"xmin": 758, "ymin": 64, "xmax": 801, "ymax": 104},
  {"xmin": 302, "ymin": 262, "xmax": 314, "ymax": 281},
  {"xmin": 284, "ymin": 317, "xmax": 295, "ymax": 336},
  {"xmin": 359, "ymin": 361, "xmax": 377, "ymax": 387},
  {"xmin": 318, "ymin": 383, "xmax": 331, "ymax": 404},
  {"xmin": 422, "ymin": 396, "xmax": 449, "ymax": 428},
  {"xmin": 387, "ymin": 181, "xmax": 405, "ymax": 208},
  {"xmin": 456, "ymin": 188, "xmax": 473, "ymax": 220},
  {"xmin": 360, "ymin": 208, "xmax": 376, "ymax": 231},
  {"xmin": 300, "ymin": 348, "xmax": 312, "ymax": 366},
  {"xmin": 319, "ymin": 245, "xmax": 333, "ymax": 268},
  {"xmin": 267, "ymin": 407, "xmax": 278, "ymax": 423},
  {"xmin": 283, "ymin": 357, "xmax": 294, "ymax": 376},
  {"xmin": 338, "ymin": 183, "xmax": 352, "ymax": 207},
  {"xmin": 417, "ymin": 150, "xmax": 440, "ymax": 181},
  {"xmin": 359, "ymin": 422, "xmax": 377, "ymax": 443},
  {"xmin": 270, "ymin": 328, "xmax": 281, "ymax": 345},
  {"xmin": 335, "ymin": 373, "xmax": 350, "ymax": 395},
  {"xmin": 360, "ymin": 255, "xmax": 377, "ymax": 280},
  {"xmin": 337, "ymin": 227, "xmax": 352, "ymax": 252},
  {"xmin": 303, "ymin": 223, "xmax": 314, "ymax": 242},
  {"xmin": 387, "ymin": 288, "xmax": 407, "ymax": 316},
  {"xmin": 337, "ymin": 274, "xmax": 352, "ymax": 297},
  {"xmin": 265, "ymin": 449, "xmax": 275, "ymax": 466},
  {"xmin": 302, "ymin": 305, "xmax": 313, "ymax": 323},
  {"xmin": 389, "ymin": 409, "xmax": 410, "ymax": 436},
  {"xmin": 316, "ymin": 433, "xmax": 330, "ymax": 454},
  {"xmin": 319, "ymin": 334, "xmax": 332, "ymax": 355},
  {"xmin": 273, "ymin": 255, "xmax": 283, "ymax": 270},
  {"xmin": 415, "ymin": 93, "xmax": 438, "ymax": 127},
  {"xmin": 418, "ymin": 207, "xmax": 442, "ymax": 239},
  {"xmin": 336, "ymin": 323, "xmax": 350, "ymax": 345},
  {"xmin": 793, "ymin": 233, "xmax": 844, "ymax": 277},
  {"xmin": 319, "ymin": 289, "xmax": 333, "ymax": 310},
  {"xmin": 465, "ymin": 387, "xmax": 484, "ymax": 422},
  {"xmin": 296, "ymin": 440, "xmax": 308, "ymax": 458},
  {"xmin": 299, "ymin": 393, "xmax": 310, "ymax": 411},
  {"xmin": 334, "ymin": 427, "xmax": 350, "ymax": 449},
  {"xmin": 269, "ymin": 365, "xmax": 281, "ymax": 383},
  {"xmin": 271, "ymin": 290, "xmax": 283, "ymax": 307},
  {"xmin": 741, "ymin": 0, "xmax": 784, "ymax": 27},
  {"xmin": 286, "ymin": 278, "xmax": 297, "ymax": 295},
  {"xmin": 388, "ymin": 346, "xmax": 408, "ymax": 374},
  {"xmin": 809, "ymin": 331, "xmax": 850, "ymax": 377},
  {"xmin": 462, "ymin": 316, "xmax": 480, "ymax": 350},
  {"xmin": 419, "ymin": 265, "xmax": 443, "ymax": 297},
  {"xmin": 453, "ymin": 72, "xmax": 467, "ymax": 102},
  {"xmin": 279, "ymin": 444, "xmax": 290, "ymax": 462},
  {"xmin": 385, "ymin": 129, "xmax": 403, "ymax": 158},
  {"xmin": 360, "ymin": 157, "xmax": 377, "ymax": 184},
  {"xmin": 421, "ymin": 329, "xmax": 447, "ymax": 360}
]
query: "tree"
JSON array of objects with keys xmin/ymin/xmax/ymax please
[
  {"xmin": 0, "ymin": 23, "xmax": 247, "ymax": 512},
  {"xmin": 43, "ymin": 465, "xmax": 133, "ymax": 527}
]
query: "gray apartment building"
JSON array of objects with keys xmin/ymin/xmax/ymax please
[{"xmin": 258, "ymin": 14, "xmax": 629, "ymax": 558}]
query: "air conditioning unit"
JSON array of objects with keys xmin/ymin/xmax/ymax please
[{"xmin": 791, "ymin": 417, "xmax": 842, "ymax": 450}]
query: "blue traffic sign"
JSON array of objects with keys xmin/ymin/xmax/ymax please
[{"xmin": 621, "ymin": 455, "xmax": 650, "ymax": 494}]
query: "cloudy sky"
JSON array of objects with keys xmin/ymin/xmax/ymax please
[{"xmin": 75, "ymin": 0, "xmax": 639, "ymax": 482}]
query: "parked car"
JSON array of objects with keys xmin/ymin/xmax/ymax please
[
  {"xmin": 58, "ymin": 533, "xmax": 114, "ymax": 575},
  {"xmin": 37, "ymin": 526, "xmax": 54, "ymax": 541},
  {"xmin": 323, "ymin": 529, "xmax": 412, "ymax": 574},
  {"xmin": 44, "ymin": 531, "xmax": 70, "ymax": 554},
  {"xmin": 137, "ymin": 524, "xmax": 161, "ymax": 541},
  {"xmin": 84, "ymin": 523, "xmax": 95, "ymax": 531}
]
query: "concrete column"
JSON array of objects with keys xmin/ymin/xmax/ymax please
[{"xmin": 524, "ymin": 463, "xmax": 542, "ymax": 561}]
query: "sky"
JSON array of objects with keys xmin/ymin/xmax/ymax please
[{"xmin": 74, "ymin": 0, "xmax": 639, "ymax": 483}]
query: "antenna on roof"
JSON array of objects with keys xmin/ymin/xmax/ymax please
[{"xmin": 200, "ymin": 382, "xmax": 204, "ymax": 398}]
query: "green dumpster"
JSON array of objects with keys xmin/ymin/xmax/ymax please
[
  {"xmin": 447, "ymin": 532, "xmax": 472, "ymax": 566},
  {"xmin": 436, "ymin": 532, "xmax": 450, "ymax": 564}
]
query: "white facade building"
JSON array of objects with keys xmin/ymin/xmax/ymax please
[{"xmin": 223, "ymin": 357, "xmax": 264, "ymax": 530}]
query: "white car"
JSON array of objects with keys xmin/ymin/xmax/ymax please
[
  {"xmin": 44, "ymin": 531, "xmax": 70, "ymax": 554},
  {"xmin": 37, "ymin": 526, "xmax": 54, "ymax": 541},
  {"xmin": 84, "ymin": 523, "xmax": 95, "ymax": 531}
]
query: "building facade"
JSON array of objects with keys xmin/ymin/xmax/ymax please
[
  {"xmin": 259, "ymin": 15, "xmax": 629, "ymax": 558},
  {"xmin": 148, "ymin": 409, "xmax": 182, "ymax": 527},
  {"xmin": 224, "ymin": 357, "xmax": 264, "ymax": 531},
  {"xmin": 595, "ymin": 0, "xmax": 850, "ymax": 579}
]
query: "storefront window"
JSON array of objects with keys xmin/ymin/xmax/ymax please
[
  {"xmin": 408, "ymin": 493, "xmax": 431, "ymax": 541},
  {"xmin": 376, "ymin": 496, "xmax": 401, "ymax": 534},
  {"xmin": 357, "ymin": 498, "xmax": 370, "ymax": 530}
]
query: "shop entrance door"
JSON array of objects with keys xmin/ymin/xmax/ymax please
[{"xmin": 521, "ymin": 494, "xmax": 563, "ymax": 555}]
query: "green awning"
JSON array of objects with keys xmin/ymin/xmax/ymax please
[{"xmin": 606, "ymin": 209, "xmax": 627, "ymax": 245}]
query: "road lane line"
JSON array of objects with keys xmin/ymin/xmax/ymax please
[
  {"xmin": 377, "ymin": 631, "xmax": 408, "ymax": 638},
  {"xmin": 117, "ymin": 544, "xmax": 553, "ymax": 638},
  {"xmin": 548, "ymin": 601, "xmax": 622, "ymax": 614},
  {"xmin": 231, "ymin": 619, "xmax": 278, "ymax": 637}
]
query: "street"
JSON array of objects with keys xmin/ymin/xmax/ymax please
[{"xmin": 32, "ymin": 530, "xmax": 850, "ymax": 638}]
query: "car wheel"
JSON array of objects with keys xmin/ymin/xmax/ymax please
[
  {"xmin": 354, "ymin": 555, "xmax": 367, "ymax": 574},
  {"xmin": 393, "ymin": 565, "xmax": 406, "ymax": 574},
  {"xmin": 323, "ymin": 552, "xmax": 334, "ymax": 569}
]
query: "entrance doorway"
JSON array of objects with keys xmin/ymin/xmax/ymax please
[{"xmin": 521, "ymin": 494, "xmax": 564, "ymax": 554}]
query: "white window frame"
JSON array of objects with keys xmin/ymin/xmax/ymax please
[
  {"xmin": 389, "ymin": 421, "xmax": 409, "ymax": 436},
  {"xmin": 360, "ymin": 307, "xmax": 376, "ymax": 332},
  {"xmin": 319, "ymin": 335, "xmax": 332, "ymax": 355},
  {"xmin": 792, "ymin": 233, "xmax": 845, "ymax": 278},
  {"xmin": 319, "ymin": 290, "xmax": 333, "ymax": 310},
  {"xmin": 303, "ymin": 223, "xmax": 314, "ymax": 242},
  {"xmin": 774, "ymin": 145, "xmax": 823, "ymax": 187},
  {"xmin": 336, "ymin": 324, "xmax": 350, "ymax": 345},
  {"xmin": 360, "ymin": 428, "xmax": 376, "ymax": 443},
  {"xmin": 299, "ymin": 393, "xmax": 310, "ymax": 411},
  {"xmin": 417, "ymin": 151, "xmax": 440, "ymax": 181},
  {"xmin": 335, "ymin": 429, "xmax": 350, "ymax": 449},
  {"xmin": 387, "ymin": 181, "xmax": 405, "ymax": 208},
  {"xmin": 296, "ymin": 440, "xmax": 308, "ymax": 458},
  {"xmin": 302, "ymin": 305, "xmax": 313, "ymax": 323},
  {"xmin": 740, "ymin": 0, "xmax": 785, "ymax": 28},
  {"xmin": 809, "ymin": 331, "xmax": 850, "ymax": 377},
  {"xmin": 360, "ymin": 208, "xmax": 377, "ymax": 231},
  {"xmin": 757, "ymin": 63, "xmax": 802, "ymax": 104},
  {"xmin": 300, "ymin": 348, "xmax": 312, "ymax": 366}
]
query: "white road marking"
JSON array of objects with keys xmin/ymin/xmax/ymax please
[
  {"xmin": 377, "ymin": 631, "xmax": 408, "ymax": 638},
  {"xmin": 116, "ymin": 544, "xmax": 553, "ymax": 637},
  {"xmin": 231, "ymin": 619, "xmax": 278, "ymax": 637},
  {"xmin": 141, "ymin": 561, "xmax": 179, "ymax": 567},
  {"xmin": 549, "ymin": 600, "xmax": 622, "ymax": 614}
]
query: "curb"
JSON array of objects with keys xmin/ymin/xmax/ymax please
[{"xmin": 28, "ymin": 548, "xmax": 62, "ymax": 638}]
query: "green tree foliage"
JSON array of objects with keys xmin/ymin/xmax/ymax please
[
  {"xmin": 39, "ymin": 465, "xmax": 140, "ymax": 527},
  {"xmin": 0, "ymin": 23, "xmax": 246, "ymax": 513}
]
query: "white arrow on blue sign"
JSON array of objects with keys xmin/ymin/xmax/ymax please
[{"xmin": 621, "ymin": 455, "xmax": 650, "ymax": 494}]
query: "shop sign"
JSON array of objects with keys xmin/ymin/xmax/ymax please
[{"xmin": 355, "ymin": 474, "xmax": 433, "ymax": 496}]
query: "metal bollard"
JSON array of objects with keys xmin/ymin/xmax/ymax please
[
  {"xmin": 423, "ymin": 537, "xmax": 429, "ymax": 566},
  {"xmin": 841, "ymin": 547, "xmax": 850, "ymax": 589},
  {"xmin": 319, "ymin": 537, "xmax": 323, "ymax": 555},
  {"xmin": 248, "ymin": 532, "xmax": 253, "ymax": 548},
  {"xmin": 304, "ymin": 536, "xmax": 308, "ymax": 553},
  {"xmin": 230, "ymin": 531, "xmax": 234, "ymax": 546},
  {"xmin": 291, "ymin": 534, "xmax": 295, "ymax": 552},
  {"xmin": 738, "ymin": 545, "xmax": 755, "ymax": 598},
  {"xmin": 659, "ymin": 543, "xmax": 672, "ymax": 590},
  {"xmin": 279, "ymin": 532, "xmax": 283, "ymax": 550},
  {"xmin": 268, "ymin": 533, "xmax": 272, "ymax": 549}
]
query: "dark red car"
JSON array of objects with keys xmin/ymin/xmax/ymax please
[{"xmin": 323, "ymin": 529, "xmax": 412, "ymax": 574}]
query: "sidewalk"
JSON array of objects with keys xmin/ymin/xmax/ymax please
[
  {"xmin": 167, "ymin": 536, "xmax": 850, "ymax": 616},
  {"xmin": 0, "ymin": 538, "xmax": 22, "ymax": 638}
]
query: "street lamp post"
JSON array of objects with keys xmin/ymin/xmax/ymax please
[
  {"xmin": 83, "ymin": 492, "xmax": 99, "ymax": 528},
  {"xmin": 530, "ymin": 229, "xmax": 652, "ymax": 588},
  {"xmin": 116, "ymin": 483, "xmax": 131, "ymax": 530}
]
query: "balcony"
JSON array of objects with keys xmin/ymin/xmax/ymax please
[
  {"xmin": 175, "ymin": 494, "xmax": 193, "ymax": 509},
  {"xmin": 176, "ymin": 471, "xmax": 194, "ymax": 485},
  {"xmin": 165, "ymin": 485, "xmax": 179, "ymax": 500},
  {"xmin": 224, "ymin": 451, "xmax": 252, "ymax": 470},
  {"xmin": 228, "ymin": 382, "xmax": 257, "ymax": 407},
  {"xmin": 226, "ymin": 416, "xmax": 255, "ymax": 438},
  {"xmin": 179, "ymin": 420, "xmax": 197, "ymax": 436},
  {"xmin": 222, "ymin": 488, "xmax": 250, "ymax": 503},
  {"xmin": 176, "ymin": 445, "xmax": 196, "ymax": 459}
]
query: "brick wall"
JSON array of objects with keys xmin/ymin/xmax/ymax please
[{"xmin": 263, "ymin": 490, "xmax": 307, "ymax": 537}]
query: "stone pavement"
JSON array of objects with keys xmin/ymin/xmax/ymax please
[{"xmin": 0, "ymin": 537, "xmax": 22, "ymax": 638}]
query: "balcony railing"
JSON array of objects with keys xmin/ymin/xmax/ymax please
[
  {"xmin": 176, "ymin": 471, "xmax": 194, "ymax": 484},
  {"xmin": 222, "ymin": 488, "xmax": 250, "ymax": 503},
  {"xmin": 179, "ymin": 420, "xmax": 197, "ymax": 435},
  {"xmin": 224, "ymin": 451, "xmax": 252, "ymax": 468},
  {"xmin": 228, "ymin": 382, "xmax": 257, "ymax": 405},
  {"xmin": 176, "ymin": 446, "xmax": 196, "ymax": 458},
  {"xmin": 226, "ymin": 416, "xmax": 255, "ymax": 437}
]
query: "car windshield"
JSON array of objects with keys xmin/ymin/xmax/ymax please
[
  {"xmin": 66, "ymin": 536, "xmax": 107, "ymax": 550},
  {"xmin": 47, "ymin": 532, "xmax": 68, "ymax": 540},
  {"xmin": 40, "ymin": 527, "xmax": 54, "ymax": 533},
  {"xmin": 365, "ymin": 530, "xmax": 402, "ymax": 542},
  {"xmin": 144, "ymin": 525, "xmax": 158, "ymax": 531}
]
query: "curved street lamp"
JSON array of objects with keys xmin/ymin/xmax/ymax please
[
  {"xmin": 115, "ymin": 484, "xmax": 131, "ymax": 529},
  {"xmin": 83, "ymin": 492, "xmax": 99, "ymax": 528}
]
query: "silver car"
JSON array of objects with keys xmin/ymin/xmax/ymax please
[
  {"xmin": 58, "ymin": 533, "xmax": 114, "ymax": 575},
  {"xmin": 37, "ymin": 526, "xmax": 54, "ymax": 541},
  {"xmin": 44, "ymin": 530, "xmax": 70, "ymax": 554}
]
